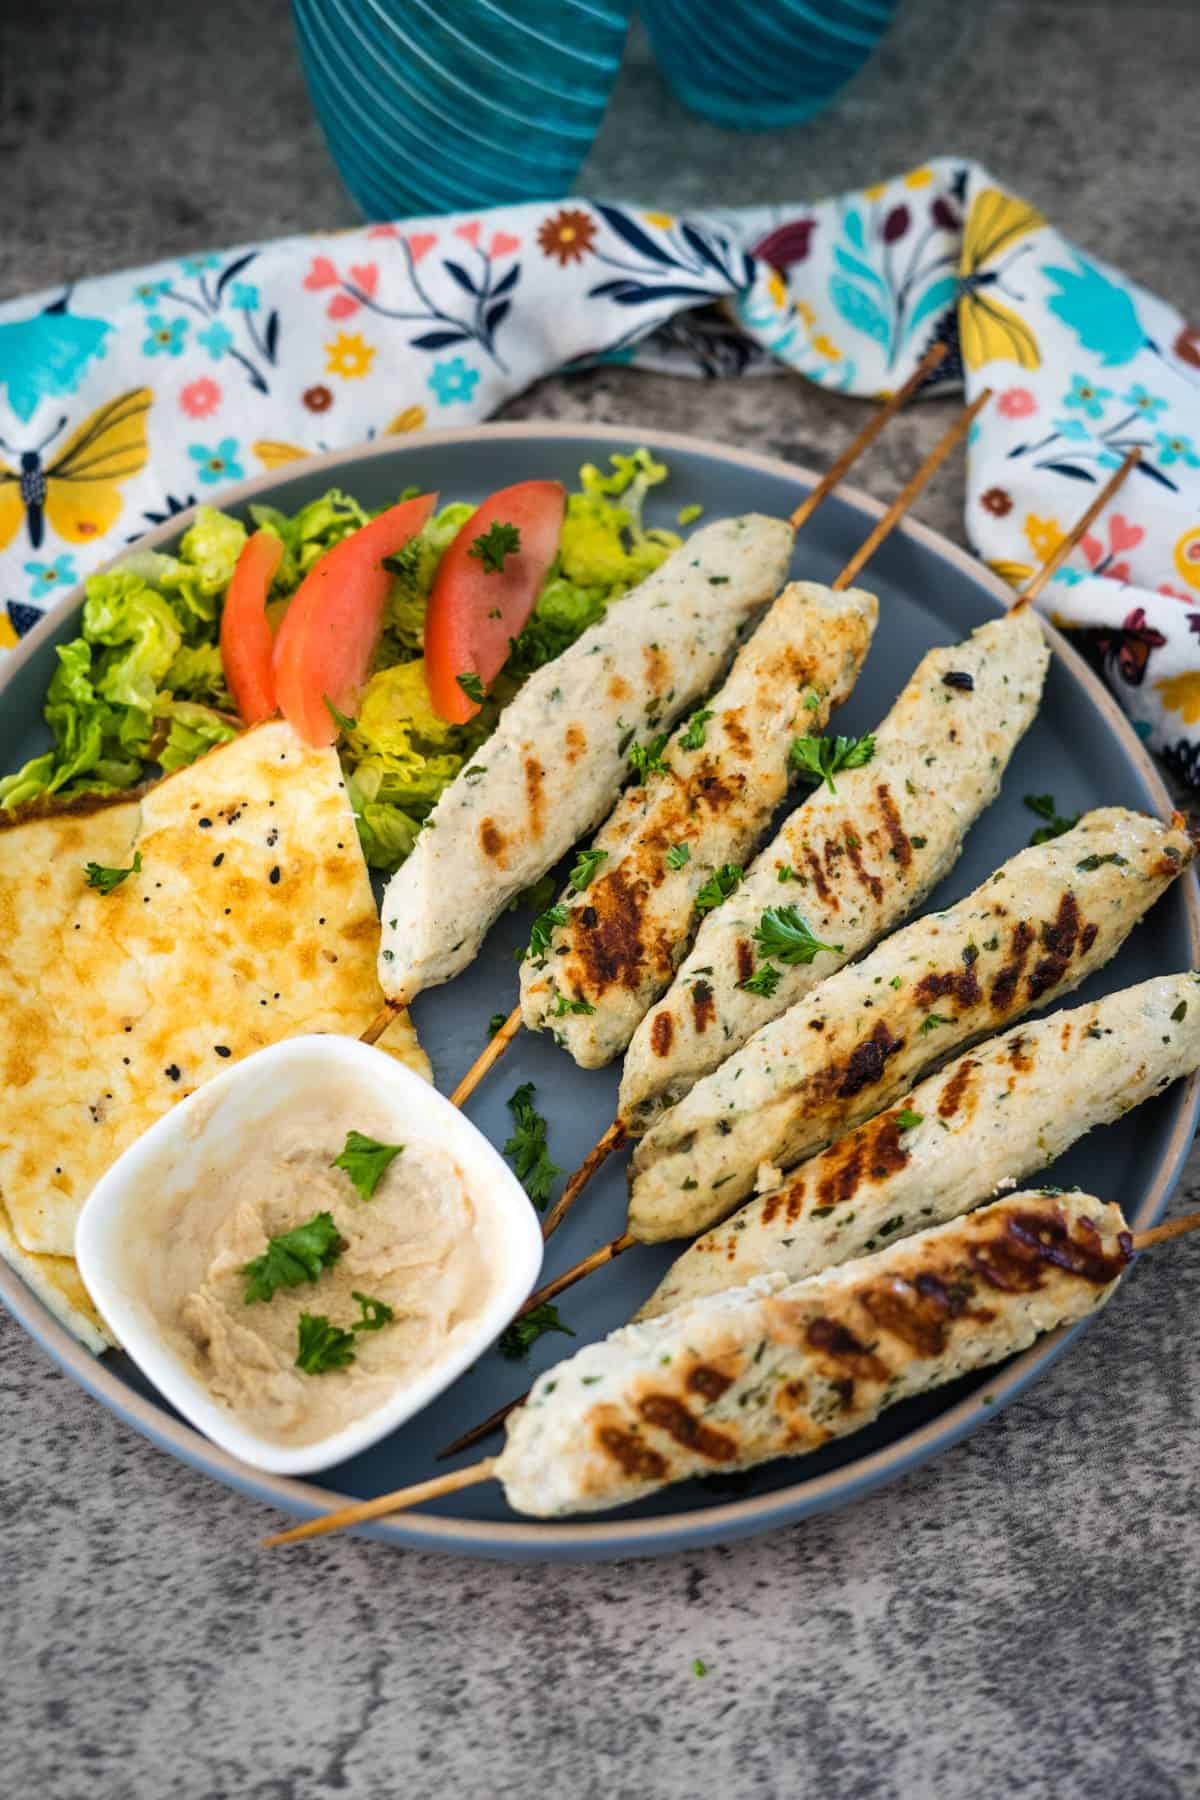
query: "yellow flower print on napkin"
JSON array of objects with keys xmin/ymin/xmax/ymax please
[
  {"xmin": 1156, "ymin": 671, "xmax": 1200, "ymax": 724},
  {"xmin": 903, "ymin": 167, "xmax": 934, "ymax": 189},
  {"xmin": 1174, "ymin": 525, "xmax": 1200, "ymax": 592},
  {"xmin": 387, "ymin": 405, "xmax": 426, "ymax": 434},
  {"xmin": 1024, "ymin": 513, "xmax": 1064, "ymax": 561},
  {"xmin": 325, "ymin": 332, "xmax": 376, "ymax": 380}
]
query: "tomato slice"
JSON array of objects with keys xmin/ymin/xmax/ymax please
[
  {"xmin": 220, "ymin": 529, "xmax": 284, "ymax": 725},
  {"xmin": 272, "ymin": 492, "xmax": 438, "ymax": 746},
  {"xmin": 423, "ymin": 480, "xmax": 566, "ymax": 723}
]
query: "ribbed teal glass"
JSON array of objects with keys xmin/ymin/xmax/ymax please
[
  {"xmin": 293, "ymin": 0, "xmax": 633, "ymax": 219},
  {"xmin": 640, "ymin": 0, "xmax": 897, "ymax": 128}
]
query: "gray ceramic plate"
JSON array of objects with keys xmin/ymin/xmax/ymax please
[{"xmin": 2, "ymin": 422, "xmax": 1197, "ymax": 1561}]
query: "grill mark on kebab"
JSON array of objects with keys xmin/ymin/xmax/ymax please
[
  {"xmin": 989, "ymin": 919, "xmax": 1035, "ymax": 1010},
  {"xmin": 735, "ymin": 939, "xmax": 755, "ymax": 985},
  {"xmin": 479, "ymin": 818, "xmax": 506, "ymax": 863},
  {"xmin": 564, "ymin": 723, "xmax": 587, "ymax": 765},
  {"xmin": 574, "ymin": 867, "xmax": 647, "ymax": 992},
  {"xmin": 686, "ymin": 1364, "xmax": 735, "ymax": 1402},
  {"xmin": 876, "ymin": 784, "xmax": 912, "ymax": 870},
  {"xmin": 802, "ymin": 846, "xmax": 835, "ymax": 908},
  {"xmin": 1027, "ymin": 891, "xmax": 1091, "ymax": 1001},
  {"xmin": 690, "ymin": 979, "xmax": 715, "ymax": 1035},
  {"xmin": 650, "ymin": 1011, "xmax": 674, "ymax": 1059},
  {"xmin": 843, "ymin": 825, "xmax": 884, "ymax": 903},
  {"xmin": 826, "ymin": 1020, "xmax": 905, "ymax": 1102},
  {"xmin": 638, "ymin": 1394, "xmax": 738, "ymax": 1462},
  {"xmin": 937, "ymin": 1057, "xmax": 979, "ymax": 1119},
  {"xmin": 970, "ymin": 1207, "xmax": 1132, "ymax": 1291},
  {"xmin": 524, "ymin": 757, "xmax": 546, "ymax": 841},
  {"xmin": 596, "ymin": 1423, "xmax": 669, "ymax": 1481}
]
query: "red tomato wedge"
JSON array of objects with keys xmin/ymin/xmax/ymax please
[
  {"xmin": 220, "ymin": 529, "xmax": 284, "ymax": 725},
  {"xmin": 272, "ymin": 492, "xmax": 438, "ymax": 746},
  {"xmin": 423, "ymin": 480, "xmax": 566, "ymax": 723}
]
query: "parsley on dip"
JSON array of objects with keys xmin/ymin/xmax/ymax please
[{"xmin": 75, "ymin": 1037, "xmax": 543, "ymax": 1474}]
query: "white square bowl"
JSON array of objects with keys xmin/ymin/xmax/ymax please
[{"xmin": 75, "ymin": 1034, "xmax": 544, "ymax": 1475}]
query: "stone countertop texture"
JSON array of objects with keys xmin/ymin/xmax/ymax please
[{"xmin": 3, "ymin": 1, "xmax": 1200, "ymax": 1795}]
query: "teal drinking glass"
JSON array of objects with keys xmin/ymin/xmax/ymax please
[
  {"xmin": 293, "ymin": 0, "xmax": 633, "ymax": 219},
  {"xmin": 640, "ymin": 0, "xmax": 898, "ymax": 129}
]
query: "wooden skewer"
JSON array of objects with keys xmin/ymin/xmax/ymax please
[
  {"xmin": 449, "ymin": 1004, "xmax": 523, "ymax": 1107},
  {"xmin": 534, "ymin": 387, "xmax": 994, "ymax": 1244},
  {"xmin": 262, "ymin": 1206, "xmax": 1200, "ymax": 1546},
  {"xmin": 1012, "ymin": 449, "xmax": 1142, "ymax": 609},
  {"xmin": 438, "ymin": 1393, "xmax": 527, "ymax": 1462},
  {"xmin": 786, "ymin": 340, "xmax": 948, "ymax": 531},
  {"xmin": 540, "ymin": 1123, "xmax": 627, "ymax": 1240},
  {"xmin": 434, "ymin": 354, "xmax": 952, "ymax": 1111},
  {"xmin": 360, "ymin": 1000, "xmax": 400, "ymax": 1047}
]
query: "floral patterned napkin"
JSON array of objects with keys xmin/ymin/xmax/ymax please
[{"xmin": 2, "ymin": 156, "xmax": 1198, "ymax": 776}]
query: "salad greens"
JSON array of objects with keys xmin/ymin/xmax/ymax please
[{"xmin": 2, "ymin": 450, "xmax": 683, "ymax": 872}]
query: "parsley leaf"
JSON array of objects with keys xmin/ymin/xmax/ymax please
[
  {"xmin": 679, "ymin": 707, "xmax": 713, "ymax": 752},
  {"xmin": 503, "ymin": 1082, "xmax": 561, "ymax": 1208},
  {"xmin": 456, "ymin": 671, "xmax": 486, "ymax": 704},
  {"xmin": 549, "ymin": 992, "xmax": 596, "ymax": 1017},
  {"xmin": 628, "ymin": 732, "xmax": 671, "ymax": 781},
  {"xmin": 241, "ymin": 1211, "xmax": 343, "ymax": 1305},
  {"xmin": 295, "ymin": 1312, "xmax": 358, "ymax": 1374},
  {"xmin": 488, "ymin": 1012, "xmax": 509, "ymax": 1037},
  {"xmin": 351, "ymin": 1291, "xmax": 395, "ymax": 1332},
  {"xmin": 753, "ymin": 906, "xmax": 842, "ymax": 966},
  {"xmin": 895, "ymin": 1108, "xmax": 924, "ymax": 1130},
  {"xmin": 527, "ymin": 901, "xmax": 568, "ymax": 960},
  {"xmin": 694, "ymin": 863, "xmax": 743, "ymax": 916},
  {"xmin": 84, "ymin": 850, "xmax": 142, "ymax": 895},
  {"xmin": 790, "ymin": 733, "xmax": 876, "ymax": 795},
  {"xmin": 567, "ymin": 847, "xmax": 608, "ymax": 892},
  {"xmin": 382, "ymin": 543, "xmax": 422, "ymax": 580},
  {"xmin": 1076, "ymin": 852, "xmax": 1128, "ymax": 872},
  {"xmin": 1024, "ymin": 792, "xmax": 1080, "ymax": 846},
  {"xmin": 665, "ymin": 842, "xmax": 691, "ymax": 870},
  {"xmin": 498, "ymin": 1301, "xmax": 575, "ymax": 1360},
  {"xmin": 331, "ymin": 1130, "xmax": 404, "ymax": 1201},
  {"xmin": 323, "ymin": 696, "xmax": 357, "ymax": 734},
  {"xmin": 918, "ymin": 1012, "xmax": 951, "ymax": 1036},
  {"xmin": 469, "ymin": 519, "xmax": 521, "ymax": 573},
  {"xmin": 741, "ymin": 962, "xmax": 782, "ymax": 997}
]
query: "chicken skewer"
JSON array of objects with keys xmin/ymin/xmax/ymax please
[
  {"xmin": 439, "ymin": 383, "xmax": 983, "ymax": 1098},
  {"xmin": 360, "ymin": 344, "xmax": 950, "ymax": 1052},
  {"xmin": 264, "ymin": 1190, "xmax": 1200, "ymax": 1542},
  {"xmin": 439, "ymin": 960, "xmax": 1199, "ymax": 1459},
  {"xmin": 639, "ymin": 970, "xmax": 1200, "ymax": 1316},
  {"xmin": 538, "ymin": 451, "xmax": 1141, "ymax": 1233}
]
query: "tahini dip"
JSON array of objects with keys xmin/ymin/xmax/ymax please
[{"xmin": 118, "ymin": 1084, "xmax": 507, "ymax": 1448}]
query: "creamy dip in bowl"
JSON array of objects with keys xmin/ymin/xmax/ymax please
[{"xmin": 75, "ymin": 1036, "xmax": 543, "ymax": 1473}]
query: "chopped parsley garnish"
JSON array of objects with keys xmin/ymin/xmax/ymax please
[
  {"xmin": 488, "ymin": 1012, "xmax": 509, "ymax": 1037},
  {"xmin": 503, "ymin": 1082, "xmax": 561, "ymax": 1208},
  {"xmin": 694, "ymin": 863, "xmax": 743, "ymax": 916},
  {"xmin": 1076, "ymin": 853, "xmax": 1128, "ymax": 872},
  {"xmin": 456, "ymin": 671, "xmax": 486, "ymax": 704},
  {"xmin": 84, "ymin": 850, "xmax": 142, "ymax": 895},
  {"xmin": 741, "ymin": 962, "xmax": 782, "ymax": 998},
  {"xmin": 918, "ymin": 1012, "xmax": 951, "ymax": 1036},
  {"xmin": 527, "ymin": 901, "xmax": 568, "ymax": 960},
  {"xmin": 241, "ymin": 1211, "xmax": 343, "ymax": 1305},
  {"xmin": 895, "ymin": 1108, "xmax": 924, "ymax": 1130},
  {"xmin": 1172, "ymin": 1001, "xmax": 1188, "ymax": 1023},
  {"xmin": 331, "ymin": 1130, "xmax": 404, "ymax": 1201},
  {"xmin": 351, "ymin": 1291, "xmax": 394, "ymax": 1332},
  {"xmin": 679, "ymin": 707, "xmax": 713, "ymax": 751},
  {"xmin": 803, "ymin": 692, "xmax": 822, "ymax": 711},
  {"xmin": 382, "ymin": 543, "xmax": 421, "ymax": 579},
  {"xmin": 549, "ymin": 992, "xmax": 596, "ymax": 1017},
  {"xmin": 295, "ymin": 1313, "xmax": 357, "ymax": 1374},
  {"xmin": 468, "ymin": 519, "xmax": 521, "ymax": 573},
  {"xmin": 498, "ymin": 1301, "xmax": 575, "ymax": 1361},
  {"xmin": 567, "ymin": 847, "xmax": 608, "ymax": 892},
  {"xmin": 693, "ymin": 1658, "xmax": 708, "ymax": 1677},
  {"xmin": 753, "ymin": 906, "xmax": 841, "ymax": 966},
  {"xmin": 628, "ymin": 732, "xmax": 671, "ymax": 781},
  {"xmin": 323, "ymin": 696, "xmax": 357, "ymax": 734},
  {"xmin": 665, "ymin": 842, "xmax": 690, "ymax": 870},
  {"xmin": 1024, "ymin": 792, "xmax": 1080, "ymax": 846},
  {"xmin": 790, "ymin": 733, "xmax": 875, "ymax": 795}
]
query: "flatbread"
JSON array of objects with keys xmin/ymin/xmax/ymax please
[
  {"xmin": 0, "ymin": 722, "xmax": 427, "ymax": 1306},
  {"xmin": 0, "ymin": 1195, "xmax": 114, "ymax": 1354}
]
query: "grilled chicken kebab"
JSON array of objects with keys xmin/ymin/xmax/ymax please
[
  {"xmin": 639, "ymin": 971, "xmax": 1200, "ymax": 1317},
  {"xmin": 620, "ymin": 607, "xmax": 1050, "ymax": 1130},
  {"xmin": 494, "ymin": 1189, "xmax": 1131, "ymax": 1517},
  {"xmin": 377, "ymin": 515, "xmax": 794, "ymax": 1001},
  {"xmin": 520, "ymin": 580, "xmax": 878, "ymax": 1066},
  {"xmin": 629, "ymin": 808, "xmax": 1194, "ymax": 1241}
]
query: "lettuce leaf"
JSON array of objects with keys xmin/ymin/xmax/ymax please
[{"xmin": 156, "ymin": 700, "xmax": 239, "ymax": 772}]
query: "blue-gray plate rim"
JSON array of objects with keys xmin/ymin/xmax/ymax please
[{"xmin": 2, "ymin": 419, "xmax": 1196, "ymax": 1562}]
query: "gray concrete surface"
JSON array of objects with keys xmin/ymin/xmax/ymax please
[{"xmin": 3, "ymin": 2, "xmax": 1200, "ymax": 1795}]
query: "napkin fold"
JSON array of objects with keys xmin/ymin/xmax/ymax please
[{"xmin": 2, "ymin": 156, "xmax": 1198, "ymax": 774}]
